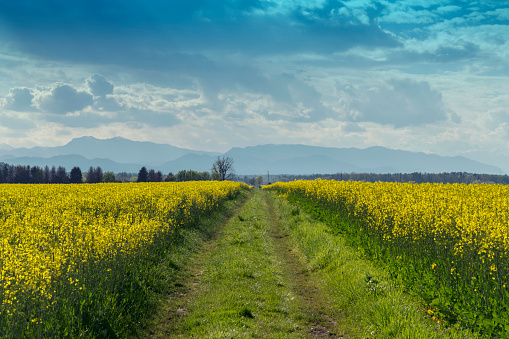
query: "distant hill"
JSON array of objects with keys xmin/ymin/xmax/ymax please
[
  {"xmin": 0, "ymin": 136, "xmax": 219, "ymax": 166},
  {"xmin": 0, "ymin": 138, "xmax": 503, "ymax": 175},
  {"xmin": 225, "ymin": 144, "xmax": 503, "ymax": 175}
]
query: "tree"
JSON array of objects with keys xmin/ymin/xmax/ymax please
[
  {"xmin": 86, "ymin": 166, "xmax": 95, "ymax": 183},
  {"xmin": 95, "ymin": 166, "xmax": 103, "ymax": 183},
  {"xmin": 148, "ymin": 169, "xmax": 156, "ymax": 182},
  {"xmin": 137, "ymin": 166, "xmax": 148, "ymax": 182},
  {"xmin": 155, "ymin": 171, "xmax": 163, "ymax": 182},
  {"xmin": 43, "ymin": 166, "xmax": 51, "ymax": 183},
  {"xmin": 103, "ymin": 171, "xmax": 116, "ymax": 183},
  {"xmin": 165, "ymin": 172, "xmax": 176, "ymax": 182},
  {"xmin": 86, "ymin": 166, "xmax": 103, "ymax": 183},
  {"xmin": 0, "ymin": 163, "xmax": 5, "ymax": 183},
  {"xmin": 50, "ymin": 166, "xmax": 57, "ymax": 183},
  {"xmin": 212, "ymin": 156, "xmax": 234, "ymax": 181},
  {"xmin": 30, "ymin": 166, "xmax": 44, "ymax": 183},
  {"xmin": 255, "ymin": 175, "xmax": 264, "ymax": 186},
  {"xmin": 201, "ymin": 171, "xmax": 210, "ymax": 181},
  {"xmin": 70, "ymin": 167, "xmax": 83, "ymax": 184},
  {"xmin": 54, "ymin": 166, "xmax": 69, "ymax": 184},
  {"xmin": 14, "ymin": 165, "xmax": 30, "ymax": 183}
]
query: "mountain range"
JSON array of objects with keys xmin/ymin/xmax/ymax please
[{"xmin": 0, "ymin": 136, "xmax": 503, "ymax": 175}]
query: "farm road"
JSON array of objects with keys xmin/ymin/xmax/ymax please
[{"xmin": 140, "ymin": 189, "xmax": 344, "ymax": 338}]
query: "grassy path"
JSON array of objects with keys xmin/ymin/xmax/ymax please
[
  {"xmin": 138, "ymin": 188, "xmax": 477, "ymax": 339},
  {"xmin": 139, "ymin": 189, "xmax": 343, "ymax": 338}
]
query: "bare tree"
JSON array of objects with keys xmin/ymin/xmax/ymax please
[{"xmin": 212, "ymin": 156, "xmax": 234, "ymax": 181}]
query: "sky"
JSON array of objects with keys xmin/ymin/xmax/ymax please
[{"xmin": 1, "ymin": 0, "xmax": 509, "ymax": 171}]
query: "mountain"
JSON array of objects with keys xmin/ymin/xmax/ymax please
[
  {"xmin": 0, "ymin": 143, "xmax": 13, "ymax": 151},
  {"xmin": 0, "ymin": 138, "xmax": 504, "ymax": 175},
  {"xmin": 0, "ymin": 136, "xmax": 219, "ymax": 166},
  {"xmin": 159, "ymin": 154, "xmax": 216, "ymax": 173},
  {"xmin": 225, "ymin": 144, "xmax": 503, "ymax": 175}
]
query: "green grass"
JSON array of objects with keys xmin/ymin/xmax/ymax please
[{"xmin": 163, "ymin": 190, "xmax": 311, "ymax": 338}]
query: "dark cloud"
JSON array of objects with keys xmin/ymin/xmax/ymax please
[
  {"xmin": 38, "ymin": 84, "xmax": 93, "ymax": 114},
  {"xmin": 340, "ymin": 78, "xmax": 449, "ymax": 127},
  {"xmin": 3, "ymin": 87, "xmax": 35, "ymax": 111},
  {"xmin": 0, "ymin": 0, "xmax": 400, "ymax": 65},
  {"xmin": 87, "ymin": 74, "xmax": 114, "ymax": 97}
]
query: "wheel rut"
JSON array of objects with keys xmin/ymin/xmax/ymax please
[{"xmin": 263, "ymin": 191, "xmax": 344, "ymax": 338}]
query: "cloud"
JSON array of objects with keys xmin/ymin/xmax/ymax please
[
  {"xmin": 0, "ymin": 114, "xmax": 37, "ymax": 130},
  {"xmin": 338, "ymin": 78, "xmax": 450, "ymax": 127},
  {"xmin": 485, "ymin": 108, "xmax": 509, "ymax": 130},
  {"xmin": 121, "ymin": 108, "xmax": 180, "ymax": 127},
  {"xmin": 43, "ymin": 111, "xmax": 111, "ymax": 129},
  {"xmin": 435, "ymin": 5, "xmax": 462, "ymax": 14},
  {"xmin": 37, "ymin": 84, "xmax": 93, "ymax": 114},
  {"xmin": 87, "ymin": 74, "xmax": 114, "ymax": 97},
  {"xmin": 380, "ymin": 8, "xmax": 436, "ymax": 24},
  {"xmin": 486, "ymin": 8, "xmax": 509, "ymax": 21},
  {"xmin": 3, "ymin": 87, "xmax": 35, "ymax": 112}
]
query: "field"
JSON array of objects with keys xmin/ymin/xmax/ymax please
[
  {"xmin": 1, "ymin": 179, "xmax": 507, "ymax": 337},
  {"xmin": 268, "ymin": 179, "xmax": 509, "ymax": 337},
  {"xmin": 0, "ymin": 181, "xmax": 247, "ymax": 338}
]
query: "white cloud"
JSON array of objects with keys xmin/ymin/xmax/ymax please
[
  {"xmin": 379, "ymin": 8, "xmax": 436, "ymax": 24},
  {"xmin": 486, "ymin": 8, "xmax": 509, "ymax": 21}
]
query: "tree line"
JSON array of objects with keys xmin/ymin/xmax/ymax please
[
  {"xmin": 0, "ymin": 158, "xmax": 234, "ymax": 184},
  {"xmin": 135, "ymin": 167, "xmax": 221, "ymax": 183},
  {"xmin": 0, "ymin": 163, "xmax": 110, "ymax": 184}
]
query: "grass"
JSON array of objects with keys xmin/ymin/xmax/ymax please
[{"xmin": 161, "ymin": 190, "xmax": 310, "ymax": 338}]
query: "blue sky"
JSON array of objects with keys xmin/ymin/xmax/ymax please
[{"xmin": 1, "ymin": 0, "xmax": 509, "ymax": 170}]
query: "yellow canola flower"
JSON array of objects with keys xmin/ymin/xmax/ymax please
[
  {"xmin": 267, "ymin": 179, "xmax": 509, "ymax": 310},
  {"xmin": 0, "ymin": 181, "xmax": 247, "ymax": 321}
]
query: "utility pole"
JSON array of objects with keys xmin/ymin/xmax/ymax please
[{"xmin": 267, "ymin": 171, "xmax": 270, "ymax": 184}]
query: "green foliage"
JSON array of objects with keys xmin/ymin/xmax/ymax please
[
  {"xmin": 102, "ymin": 171, "xmax": 116, "ymax": 183},
  {"xmin": 176, "ymin": 169, "xmax": 211, "ymax": 182}
]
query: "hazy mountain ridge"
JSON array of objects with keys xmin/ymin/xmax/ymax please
[
  {"xmin": 0, "ymin": 138, "xmax": 503, "ymax": 175},
  {"xmin": 0, "ymin": 136, "xmax": 220, "ymax": 166}
]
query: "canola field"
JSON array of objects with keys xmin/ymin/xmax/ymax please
[
  {"xmin": 0, "ymin": 181, "xmax": 247, "ymax": 337},
  {"xmin": 268, "ymin": 179, "xmax": 509, "ymax": 337}
]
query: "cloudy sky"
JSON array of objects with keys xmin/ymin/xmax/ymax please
[{"xmin": 1, "ymin": 0, "xmax": 509, "ymax": 170}]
